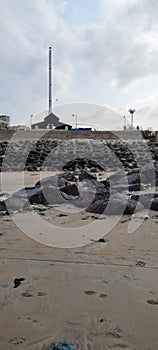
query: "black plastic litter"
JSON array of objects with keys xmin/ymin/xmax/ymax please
[
  {"xmin": 48, "ymin": 342, "xmax": 74, "ymax": 350},
  {"xmin": 13, "ymin": 278, "xmax": 25, "ymax": 288}
]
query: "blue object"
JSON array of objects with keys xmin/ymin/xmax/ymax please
[{"xmin": 48, "ymin": 343, "xmax": 74, "ymax": 350}]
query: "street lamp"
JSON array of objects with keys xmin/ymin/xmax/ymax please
[
  {"xmin": 123, "ymin": 115, "xmax": 126, "ymax": 130},
  {"xmin": 72, "ymin": 114, "xmax": 78, "ymax": 131},
  {"xmin": 30, "ymin": 114, "xmax": 33, "ymax": 129},
  {"xmin": 128, "ymin": 109, "xmax": 136, "ymax": 129}
]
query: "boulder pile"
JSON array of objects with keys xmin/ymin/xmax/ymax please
[
  {"xmin": 0, "ymin": 137, "xmax": 158, "ymax": 215},
  {"xmin": 0, "ymin": 167, "xmax": 158, "ymax": 215}
]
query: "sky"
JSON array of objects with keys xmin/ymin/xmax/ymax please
[{"xmin": 1, "ymin": 0, "xmax": 158, "ymax": 129}]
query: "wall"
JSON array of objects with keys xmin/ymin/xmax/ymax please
[{"xmin": 0, "ymin": 129, "xmax": 156, "ymax": 141}]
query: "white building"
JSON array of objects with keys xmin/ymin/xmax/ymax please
[{"xmin": 0, "ymin": 115, "xmax": 10, "ymax": 129}]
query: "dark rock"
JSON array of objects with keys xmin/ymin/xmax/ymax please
[
  {"xmin": 86, "ymin": 199, "xmax": 108, "ymax": 214},
  {"xmin": 79, "ymin": 169, "xmax": 97, "ymax": 181},
  {"xmin": 63, "ymin": 158, "xmax": 104, "ymax": 171},
  {"xmin": 87, "ymin": 192, "xmax": 144, "ymax": 215},
  {"xmin": 106, "ymin": 195, "xmax": 143, "ymax": 215},
  {"xmin": 141, "ymin": 162, "xmax": 158, "ymax": 184},
  {"xmin": 124, "ymin": 199, "xmax": 144, "ymax": 214},
  {"xmin": 114, "ymin": 172, "xmax": 141, "ymax": 192},
  {"xmin": 34, "ymin": 175, "xmax": 67, "ymax": 204},
  {"xmin": 5, "ymin": 195, "xmax": 30, "ymax": 211},
  {"xmin": 151, "ymin": 198, "xmax": 158, "ymax": 211},
  {"xmin": 72, "ymin": 184, "xmax": 96, "ymax": 209},
  {"xmin": 35, "ymin": 175, "xmax": 60, "ymax": 188},
  {"xmin": 60, "ymin": 183, "xmax": 79, "ymax": 197},
  {"xmin": 127, "ymin": 172, "xmax": 141, "ymax": 185},
  {"xmin": 0, "ymin": 200, "xmax": 7, "ymax": 212},
  {"xmin": 86, "ymin": 180, "xmax": 110, "ymax": 214},
  {"xmin": 132, "ymin": 193, "xmax": 158, "ymax": 211},
  {"xmin": 100, "ymin": 178, "xmax": 110, "ymax": 189},
  {"xmin": 41, "ymin": 185, "xmax": 65, "ymax": 205}
]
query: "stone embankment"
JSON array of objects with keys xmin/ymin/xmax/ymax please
[{"xmin": 0, "ymin": 137, "xmax": 157, "ymax": 172}]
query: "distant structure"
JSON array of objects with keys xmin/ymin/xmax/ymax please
[
  {"xmin": 0, "ymin": 115, "xmax": 10, "ymax": 129},
  {"xmin": 13, "ymin": 125, "xmax": 30, "ymax": 131},
  {"xmin": 128, "ymin": 109, "xmax": 136, "ymax": 129},
  {"xmin": 123, "ymin": 116, "xmax": 126, "ymax": 130},
  {"xmin": 31, "ymin": 113, "xmax": 72, "ymax": 130},
  {"xmin": 31, "ymin": 47, "xmax": 72, "ymax": 130},
  {"xmin": 49, "ymin": 46, "xmax": 52, "ymax": 113}
]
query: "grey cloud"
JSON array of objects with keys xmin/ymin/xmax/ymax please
[
  {"xmin": 1, "ymin": 0, "xmax": 158, "ymax": 127},
  {"xmin": 82, "ymin": 0, "xmax": 158, "ymax": 88}
]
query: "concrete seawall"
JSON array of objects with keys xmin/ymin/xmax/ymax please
[{"xmin": 0, "ymin": 129, "xmax": 146, "ymax": 141}]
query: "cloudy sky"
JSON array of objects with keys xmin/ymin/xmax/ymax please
[{"xmin": 1, "ymin": 0, "xmax": 158, "ymax": 129}]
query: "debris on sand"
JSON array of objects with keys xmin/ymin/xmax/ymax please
[
  {"xmin": 139, "ymin": 213, "xmax": 149, "ymax": 220},
  {"xmin": 48, "ymin": 342, "xmax": 74, "ymax": 350},
  {"xmin": 57, "ymin": 213, "xmax": 68, "ymax": 217},
  {"xmin": 98, "ymin": 238, "xmax": 108, "ymax": 243},
  {"xmin": 135, "ymin": 261, "xmax": 146, "ymax": 267},
  {"xmin": 91, "ymin": 238, "xmax": 108, "ymax": 243},
  {"xmin": 13, "ymin": 278, "xmax": 25, "ymax": 288}
]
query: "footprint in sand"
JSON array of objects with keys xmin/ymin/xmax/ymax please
[
  {"xmin": 149, "ymin": 291, "xmax": 156, "ymax": 295},
  {"xmin": 147, "ymin": 299, "xmax": 158, "ymax": 305},
  {"xmin": 105, "ymin": 328, "xmax": 122, "ymax": 338},
  {"xmin": 22, "ymin": 291, "xmax": 47, "ymax": 297},
  {"xmin": 37, "ymin": 291, "xmax": 47, "ymax": 296},
  {"xmin": 110, "ymin": 345, "xmax": 129, "ymax": 349},
  {"xmin": 105, "ymin": 331, "xmax": 121, "ymax": 338},
  {"xmin": 9, "ymin": 337, "xmax": 26, "ymax": 345},
  {"xmin": 84, "ymin": 290, "xmax": 97, "ymax": 296},
  {"xmin": 99, "ymin": 293, "xmax": 108, "ymax": 298},
  {"xmin": 22, "ymin": 292, "xmax": 34, "ymax": 297},
  {"xmin": 98, "ymin": 317, "xmax": 112, "ymax": 324}
]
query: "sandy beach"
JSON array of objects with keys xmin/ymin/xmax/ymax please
[
  {"xmin": 1, "ymin": 0, "xmax": 158, "ymax": 346},
  {"xmin": 0, "ymin": 173, "xmax": 158, "ymax": 349}
]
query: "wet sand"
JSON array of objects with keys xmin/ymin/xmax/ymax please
[{"xmin": 0, "ymin": 173, "xmax": 158, "ymax": 349}]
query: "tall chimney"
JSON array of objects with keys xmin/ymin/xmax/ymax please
[{"xmin": 49, "ymin": 46, "xmax": 52, "ymax": 113}]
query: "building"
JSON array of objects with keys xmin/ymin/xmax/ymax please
[
  {"xmin": 0, "ymin": 115, "xmax": 10, "ymax": 129},
  {"xmin": 31, "ymin": 112, "xmax": 72, "ymax": 130}
]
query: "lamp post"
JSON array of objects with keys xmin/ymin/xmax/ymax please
[
  {"xmin": 72, "ymin": 114, "xmax": 78, "ymax": 131},
  {"xmin": 123, "ymin": 115, "xmax": 126, "ymax": 130},
  {"xmin": 128, "ymin": 109, "xmax": 135, "ymax": 129},
  {"xmin": 30, "ymin": 114, "xmax": 33, "ymax": 129}
]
